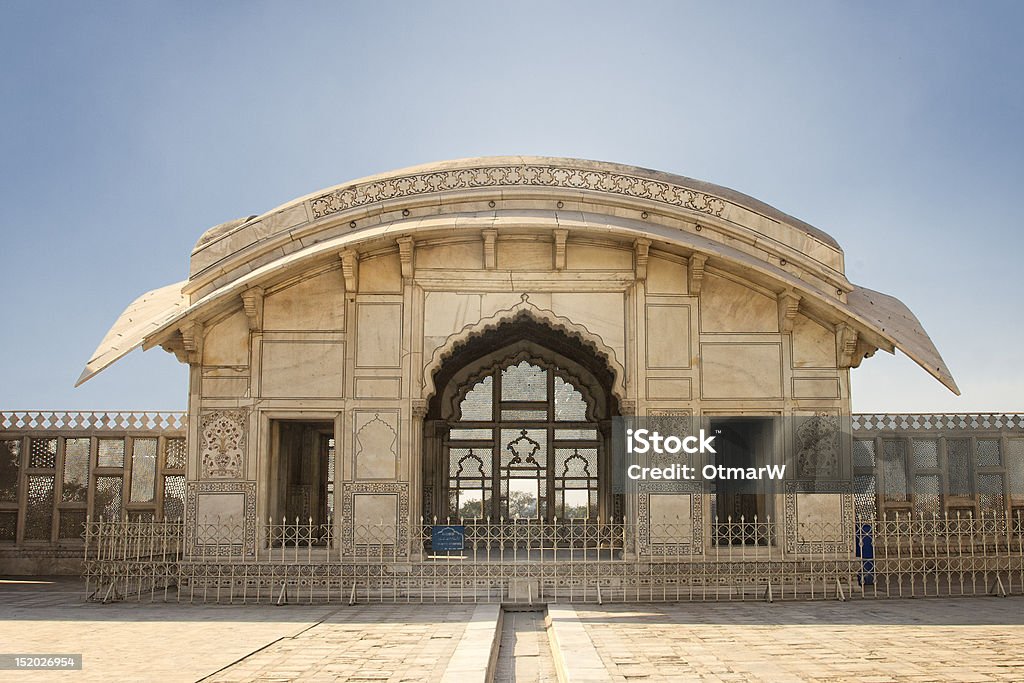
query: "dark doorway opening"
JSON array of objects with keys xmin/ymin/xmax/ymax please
[
  {"xmin": 709, "ymin": 417, "xmax": 775, "ymax": 546},
  {"xmin": 272, "ymin": 421, "xmax": 335, "ymax": 541}
]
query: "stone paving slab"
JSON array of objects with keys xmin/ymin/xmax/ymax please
[
  {"xmin": 205, "ymin": 604, "xmax": 477, "ymax": 683},
  {"xmin": 575, "ymin": 597, "xmax": 1024, "ymax": 682},
  {"xmin": 0, "ymin": 578, "xmax": 477, "ymax": 683}
]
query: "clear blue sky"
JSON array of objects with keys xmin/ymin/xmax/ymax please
[{"xmin": 1, "ymin": 1, "xmax": 1021, "ymax": 413}]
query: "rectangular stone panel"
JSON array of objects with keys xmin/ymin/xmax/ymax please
[
  {"xmin": 354, "ymin": 411, "xmax": 400, "ymax": 479},
  {"xmin": 416, "ymin": 241, "xmax": 484, "ymax": 270},
  {"xmin": 791, "ymin": 314, "xmax": 837, "ymax": 368},
  {"xmin": 201, "ymin": 375, "xmax": 249, "ymax": 398},
  {"xmin": 262, "ymin": 341, "xmax": 344, "ymax": 397},
  {"xmin": 700, "ymin": 343, "xmax": 783, "ymax": 399},
  {"xmin": 646, "ymin": 378, "xmax": 692, "ymax": 400},
  {"xmin": 649, "ymin": 493, "xmax": 692, "ymax": 543},
  {"xmin": 496, "ymin": 240, "xmax": 551, "ymax": 270},
  {"xmin": 646, "ymin": 256, "xmax": 687, "ymax": 294},
  {"xmin": 263, "ymin": 268, "xmax": 346, "ymax": 331},
  {"xmin": 355, "ymin": 303, "xmax": 402, "ymax": 368},
  {"xmin": 792, "ymin": 377, "xmax": 840, "ymax": 399},
  {"xmin": 202, "ymin": 311, "xmax": 249, "ymax": 366},
  {"xmin": 646, "ymin": 304, "xmax": 691, "ymax": 368},
  {"xmin": 195, "ymin": 492, "xmax": 245, "ymax": 544},
  {"xmin": 354, "ymin": 377, "xmax": 402, "ymax": 399},
  {"xmin": 699, "ymin": 273, "xmax": 779, "ymax": 333},
  {"xmin": 795, "ymin": 493, "xmax": 845, "ymax": 542},
  {"xmin": 354, "ymin": 493, "xmax": 398, "ymax": 544},
  {"xmin": 565, "ymin": 243, "xmax": 633, "ymax": 270}
]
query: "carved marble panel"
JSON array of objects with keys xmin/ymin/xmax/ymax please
[
  {"xmin": 340, "ymin": 482, "xmax": 409, "ymax": 557},
  {"xmin": 353, "ymin": 411, "xmax": 400, "ymax": 480},
  {"xmin": 185, "ymin": 481, "xmax": 257, "ymax": 556},
  {"xmin": 199, "ymin": 409, "xmax": 247, "ymax": 479}
]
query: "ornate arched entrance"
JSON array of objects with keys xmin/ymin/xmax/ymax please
[{"xmin": 423, "ymin": 317, "xmax": 620, "ymax": 524}]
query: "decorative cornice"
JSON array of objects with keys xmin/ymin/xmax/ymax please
[{"xmin": 309, "ymin": 163, "xmax": 728, "ymax": 221}]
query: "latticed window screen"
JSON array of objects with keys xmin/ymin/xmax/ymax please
[
  {"xmin": 164, "ymin": 438, "xmax": 187, "ymax": 470},
  {"xmin": 62, "ymin": 438, "xmax": 90, "ymax": 502},
  {"xmin": 445, "ymin": 360, "xmax": 600, "ymax": 520},
  {"xmin": 0, "ymin": 439, "xmax": 20, "ymax": 502},
  {"xmin": 97, "ymin": 439, "xmax": 125, "ymax": 468},
  {"xmin": 130, "ymin": 438, "xmax": 158, "ymax": 503},
  {"xmin": 24, "ymin": 475, "xmax": 55, "ymax": 540},
  {"xmin": 162, "ymin": 475, "xmax": 186, "ymax": 520},
  {"xmin": 858, "ymin": 435, "xmax": 1019, "ymax": 518},
  {"xmin": 29, "ymin": 438, "xmax": 57, "ymax": 469}
]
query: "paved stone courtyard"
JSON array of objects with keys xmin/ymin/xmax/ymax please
[{"xmin": 1, "ymin": 578, "xmax": 1023, "ymax": 681}]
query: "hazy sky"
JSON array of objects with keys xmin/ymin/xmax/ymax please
[{"xmin": 1, "ymin": 1, "xmax": 1021, "ymax": 413}]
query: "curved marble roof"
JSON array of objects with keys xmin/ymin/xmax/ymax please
[{"xmin": 78, "ymin": 156, "xmax": 958, "ymax": 394}]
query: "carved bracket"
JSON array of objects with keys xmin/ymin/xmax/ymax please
[
  {"xmin": 482, "ymin": 229, "xmax": 497, "ymax": 270},
  {"xmin": 397, "ymin": 236, "xmax": 415, "ymax": 280},
  {"xmin": 240, "ymin": 286, "xmax": 264, "ymax": 331},
  {"xmin": 553, "ymin": 229, "xmax": 568, "ymax": 271},
  {"xmin": 837, "ymin": 322, "xmax": 859, "ymax": 368},
  {"xmin": 689, "ymin": 253, "xmax": 707, "ymax": 294},
  {"xmin": 779, "ymin": 290, "xmax": 802, "ymax": 332},
  {"xmin": 339, "ymin": 249, "xmax": 360, "ymax": 300},
  {"xmin": 179, "ymin": 320, "xmax": 204, "ymax": 365},
  {"xmin": 634, "ymin": 238, "xmax": 651, "ymax": 281},
  {"xmin": 160, "ymin": 334, "xmax": 189, "ymax": 364}
]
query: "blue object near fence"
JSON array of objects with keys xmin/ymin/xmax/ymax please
[
  {"xmin": 856, "ymin": 522, "xmax": 875, "ymax": 585},
  {"xmin": 431, "ymin": 525, "xmax": 465, "ymax": 551}
]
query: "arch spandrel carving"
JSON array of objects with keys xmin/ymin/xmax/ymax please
[{"xmin": 421, "ymin": 296, "xmax": 627, "ymax": 408}]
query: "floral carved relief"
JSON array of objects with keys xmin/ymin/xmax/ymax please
[{"xmin": 200, "ymin": 409, "xmax": 247, "ymax": 479}]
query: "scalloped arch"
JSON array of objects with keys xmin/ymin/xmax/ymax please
[{"xmin": 421, "ymin": 296, "xmax": 627, "ymax": 405}]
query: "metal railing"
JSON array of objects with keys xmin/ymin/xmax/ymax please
[{"xmin": 83, "ymin": 510, "xmax": 1024, "ymax": 605}]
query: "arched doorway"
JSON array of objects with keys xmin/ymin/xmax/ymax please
[{"xmin": 423, "ymin": 318, "xmax": 620, "ymax": 524}]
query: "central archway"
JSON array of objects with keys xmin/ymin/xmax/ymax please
[{"xmin": 423, "ymin": 317, "xmax": 620, "ymax": 523}]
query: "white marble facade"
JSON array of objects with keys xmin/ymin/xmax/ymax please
[{"xmin": 81, "ymin": 157, "xmax": 958, "ymax": 557}]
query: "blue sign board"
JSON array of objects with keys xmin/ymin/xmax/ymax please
[{"xmin": 432, "ymin": 525, "xmax": 465, "ymax": 551}]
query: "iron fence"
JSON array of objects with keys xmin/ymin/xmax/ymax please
[{"xmin": 83, "ymin": 510, "xmax": 1024, "ymax": 605}]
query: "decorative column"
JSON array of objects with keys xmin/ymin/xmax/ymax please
[{"xmin": 409, "ymin": 399, "xmax": 428, "ymax": 560}]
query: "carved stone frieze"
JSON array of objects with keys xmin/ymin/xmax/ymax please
[{"xmin": 309, "ymin": 163, "xmax": 728, "ymax": 221}]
